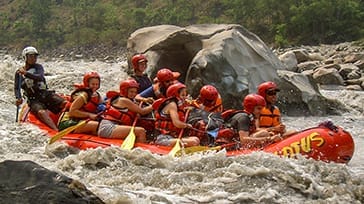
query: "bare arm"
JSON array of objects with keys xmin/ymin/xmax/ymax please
[
  {"xmin": 165, "ymin": 102, "xmax": 189, "ymax": 129},
  {"xmin": 117, "ymin": 98, "xmax": 153, "ymax": 115},
  {"xmin": 69, "ymin": 92, "xmax": 97, "ymax": 119}
]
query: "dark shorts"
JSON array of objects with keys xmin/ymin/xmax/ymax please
[
  {"xmin": 29, "ymin": 91, "xmax": 66, "ymax": 114},
  {"xmin": 58, "ymin": 118, "xmax": 80, "ymax": 131}
]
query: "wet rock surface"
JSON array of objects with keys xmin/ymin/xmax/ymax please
[{"xmin": 0, "ymin": 160, "xmax": 104, "ymax": 204}]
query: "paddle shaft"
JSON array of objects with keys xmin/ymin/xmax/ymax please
[
  {"xmin": 120, "ymin": 102, "xmax": 144, "ymax": 149},
  {"xmin": 15, "ymin": 73, "xmax": 22, "ymax": 122}
]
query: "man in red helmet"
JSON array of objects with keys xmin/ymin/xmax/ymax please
[
  {"xmin": 129, "ymin": 54, "xmax": 152, "ymax": 93},
  {"xmin": 135, "ymin": 68, "xmax": 180, "ymax": 103},
  {"xmin": 14, "ymin": 46, "xmax": 66, "ymax": 130},
  {"xmin": 257, "ymin": 81, "xmax": 296, "ymax": 137},
  {"xmin": 226, "ymin": 94, "xmax": 281, "ymax": 148}
]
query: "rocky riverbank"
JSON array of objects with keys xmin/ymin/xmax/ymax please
[{"xmin": 275, "ymin": 42, "xmax": 364, "ymax": 90}]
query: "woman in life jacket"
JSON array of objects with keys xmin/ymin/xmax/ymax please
[
  {"xmin": 226, "ymin": 94, "xmax": 281, "ymax": 148},
  {"xmin": 257, "ymin": 81, "xmax": 296, "ymax": 138},
  {"xmin": 135, "ymin": 68, "xmax": 180, "ymax": 103},
  {"xmin": 153, "ymin": 82, "xmax": 200, "ymax": 147},
  {"xmin": 129, "ymin": 54, "xmax": 152, "ymax": 93},
  {"xmin": 57, "ymin": 71, "xmax": 103, "ymax": 135},
  {"xmin": 97, "ymin": 79, "xmax": 153, "ymax": 143}
]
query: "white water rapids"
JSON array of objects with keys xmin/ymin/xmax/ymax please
[{"xmin": 1, "ymin": 54, "xmax": 363, "ymax": 203}]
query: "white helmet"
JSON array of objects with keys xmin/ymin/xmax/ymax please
[{"xmin": 22, "ymin": 46, "xmax": 39, "ymax": 60}]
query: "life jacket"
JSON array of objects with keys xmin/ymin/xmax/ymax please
[
  {"xmin": 103, "ymin": 96, "xmax": 137, "ymax": 126},
  {"xmin": 259, "ymin": 106, "xmax": 281, "ymax": 128},
  {"xmin": 21, "ymin": 64, "xmax": 48, "ymax": 99},
  {"xmin": 130, "ymin": 74, "xmax": 152, "ymax": 93},
  {"xmin": 64, "ymin": 88, "xmax": 101, "ymax": 113},
  {"xmin": 154, "ymin": 97, "xmax": 186, "ymax": 137}
]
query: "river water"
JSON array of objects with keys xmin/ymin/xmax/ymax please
[{"xmin": 1, "ymin": 54, "xmax": 363, "ymax": 203}]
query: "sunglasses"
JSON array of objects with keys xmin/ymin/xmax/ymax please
[{"xmin": 266, "ymin": 91, "xmax": 277, "ymax": 96}]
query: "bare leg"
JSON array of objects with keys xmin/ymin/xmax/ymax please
[
  {"xmin": 168, "ymin": 136, "xmax": 200, "ymax": 147},
  {"xmin": 181, "ymin": 136, "xmax": 200, "ymax": 147},
  {"xmin": 73, "ymin": 121, "xmax": 99, "ymax": 135},
  {"xmin": 110, "ymin": 125, "xmax": 147, "ymax": 143},
  {"xmin": 37, "ymin": 109, "xmax": 58, "ymax": 131}
]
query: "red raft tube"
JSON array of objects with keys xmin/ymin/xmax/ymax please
[{"xmin": 23, "ymin": 110, "xmax": 354, "ymax": 164}]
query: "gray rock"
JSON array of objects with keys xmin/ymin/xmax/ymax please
[
  {"xmin": 339, "ymin": 64, "xmax": 360, "ymax": 80},
  {"xmin": 277, "ymin": 70, "xmax": 345, "ymax": 115},
  {"xmin": 313, "ymin": 68, "xmax": 345, "ymax": 85},
  {"xmin": 346, "ymin": 85, "xmax": 363, "ymax": 91},
  {"xmin": 0, "ymin": 160, "xmax": 104, "ymax": 204},
  {"xmin": 297, "ymin": 61, "xmax": 321, "ymax": 72},
  {"xmin": 279, "ymin": 51, "xmax": 298, "ymax": 72}
]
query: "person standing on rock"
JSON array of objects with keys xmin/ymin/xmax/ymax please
[
  {"xmin": 14, "ymin": 46, "xmax": 66, "ymax": 130},
  {"xmin": 257, "ymin": 81, "xmax": 296, "ymax": 138},
  {"xmin": 129, "ymin": 54, "xmax": 152, "ymax": 93}
]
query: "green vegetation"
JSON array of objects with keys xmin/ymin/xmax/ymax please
[{"xmin": 0, "ymin": 0, "xmax": 363, "ymax": 50}]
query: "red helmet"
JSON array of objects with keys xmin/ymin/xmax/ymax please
[
  {"xmin": 157, "ymin": 68, "xmax": 176, "ymax": 82},
  {"xmin": 243, "ymin": 94, "xmax": 266, "ymax": 114},
  {"xmin": 119, "ymin": 79, "xmax": 139, "ymax": 97},
  {"xmin": 199, "ymin": 85, "xmax": 219, "ymax": 105},
  {"xmin": 83, "ymin": 72, "xmax": 100, "ymax": 88},
  {"xmin": 257, "ymin": 81, "xmax": 279, "ymax": 98},
  {"xmin": 166, "ymin": 82, "xmax": 186, "ymax": 98},
  {"xmin": 131, "ymin": 54, "xmax": 147, "ymax": 69}
]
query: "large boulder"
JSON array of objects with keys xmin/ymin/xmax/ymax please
[
  {"xmin": 127, "ymin": 24, "xmax": 343, "ymax": 115},
  {"xmin": 0, "ymin": 160, "xmax": 104, "ymax": 204}
]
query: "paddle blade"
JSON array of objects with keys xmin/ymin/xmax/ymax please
[
  {"xmin": 120, "ymin": 127, "xmax": 136, "ymax": 150},
  {"xmin": 175, "ymin": 145, "xmax": 222, "ymax": 156},
  {"xmin": 49, "ymin": 120, "xmax": 87, "ymax": 144},
  {"xmin": 168, "ymin": 139, "xmax": 181, "ymax": 157}
]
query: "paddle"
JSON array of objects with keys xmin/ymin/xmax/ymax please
[
  {"xmin": 175, "ymin": 142, "xmax": 238, "ymax": 156},
  {"xmin": 168, "ymin": 109, "xmax": 190, "ymax": 157},
  {"xmin": 15, "ymin": 73, "xmax": 22, "ymax": 122},
  {"xmin": 48, "ymin": 119, "xmax": 89, "ymax": 144},
  {"xmin": 120, "ymin": 102, "xmax": 143, "ymax": 150}
]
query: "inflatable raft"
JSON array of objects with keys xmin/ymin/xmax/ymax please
[{"xmin": 22, "ymin": 110, "xmax": 354, "ymax": 164}]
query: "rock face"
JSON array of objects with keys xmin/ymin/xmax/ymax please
[
  {"xmin": 127, "ymin": 24, "xmax": 352, "ymax": 115},
  {"xmin": 0, "ymin": 160, "xmax": 104, "ymax": 204}
]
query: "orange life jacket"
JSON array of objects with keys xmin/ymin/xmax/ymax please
[
  {"xmin": 259, "ymin": 106, "xmax": 281, "ymax": 128},
  {"xmin": 64, "ymin": 88, "xmax": 101, "ymax": 113},
  {"xmin": 103, "ymin": 96, "xmax": 137, "ymax": 125},
  {"xmin": 154, "ymin": 98, "xmax": 185, "ymax": 137}
]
